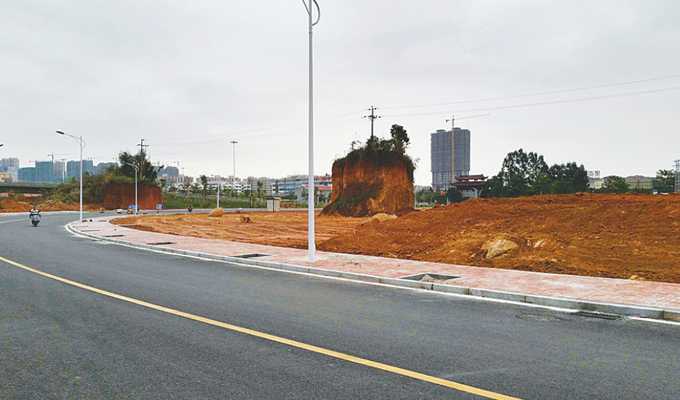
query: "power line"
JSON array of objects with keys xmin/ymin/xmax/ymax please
[
  {"xmin": 382, "ymin": 86, "xmax": 680, "ymax": 118},
  {"xmin": 379, "ymin": 73, "xmax": 680, "ymax": 111}
]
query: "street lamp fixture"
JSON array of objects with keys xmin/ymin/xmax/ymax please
[
  {"xmin": 56, "ymin": 130, "xmax": 84, "ymax": 221},
  {"xmin": 302, "ymin": 0, "xmax": 320, "ymax": 262}
]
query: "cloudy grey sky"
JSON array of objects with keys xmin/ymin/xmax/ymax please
[{"xmin": 2, "ymin": 0, "xmax": 679, "ymax": 185}]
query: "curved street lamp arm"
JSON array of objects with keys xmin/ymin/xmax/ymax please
[{"xmin": 301, "ymin": 0, "xmax": 320, "ymax": 26}]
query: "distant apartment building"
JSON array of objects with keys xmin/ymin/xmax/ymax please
[
  {"xmin": 158, "ymin": 166, "xmax": 181, "ymax": 185},
  {"xmin": 0, "ymin": 158, "xmax": 19, "ymax": 182},
  {"xmin": 0, "ymin": 158, "xmax": 20, "ymax": 170},
  {"xmin": 675, "ymin": 160, "xmax": 680, "ymax": 193},
  {"xmin": 66, "ymin": 160, "xmax": 95, "ymax": 179},
  {"xmin": 95, "ymin": 162, "xmax": 117, "ymax": 175},
  {"xmin": 625, "ymin": 175, "xmax": 654, "ymax": 191},
  {"xmin": 587, "ymin": 170, "xmax": 603, "ymax": 190},
  {"xmin": 430, "ymin": 128, "xmax": 471, "ymax": 191},
  {"xmin": 18, "ymin": 167, "xmax": 36, "ymax": 182},
  {"xmin": 273, "ymin": 174, "xmax": 332, "ymax": 196}
]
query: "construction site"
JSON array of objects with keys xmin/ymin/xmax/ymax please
[{"xmin": 114, "ymin": 192, "xmax": 680, "ymax": 284}]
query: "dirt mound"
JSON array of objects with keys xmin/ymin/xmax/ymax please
[
  {"xmin": 322, "ymin": 153, "xmax": 414, "ymax": 217},
  {"xmin": 208, "ymin": 208, "xmax": 225, "ymax": 217},
  {"xmin": 102, "ymin": 182, "xmax": 161, "ymax": 210},
  {"xmin": 320, "ymin": 193, "xmax": 680, "ymax": 283}
]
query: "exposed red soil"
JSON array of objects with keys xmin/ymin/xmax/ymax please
[
  {"xmin": 114, "ymin": 194, "xmax": 680, "ymax": 283},
  {"xmin": 0, "ymin": 197, "xmax": 98, "ymax": 212},
  {"xmin": 322, "ymin": 193, "xmax": 680, "ymax": 283},
  {"xmin": 113, "ymin": 212, "xmax": 370, "ymax": 249}
]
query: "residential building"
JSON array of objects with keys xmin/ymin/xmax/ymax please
[
  {"xmin": 430, "ymin": 127, "xmax": 471, "ymax": 191},
  {"xmin": 67, "ymin": 160, "xmax": 95, "ymax": 179},
  {"xmin": 18, "ymin": 167, "xmax": 36, "ymax": 182},
  {"xmin": 0, "ymin": 158, "xmax": 20, "ymax": 170},
  {"xmin": 95, "ymin": 162, "xmax": 117, "ymax": 175},
  {"xmin": 158, "ymin": 166, "xmax": 180, "ymax": 184},
  {"xmin": 625, "ymin": 175, "xmax": 654, "ymax": 191},
  {"xmin": 273, "ymin": 174, "xmax": 332, "ymax": 196},
  {"xmin": 675, "ymin": 160, "xmax": 680, "ymax": 193},
  {"xmin": 587, "ymin": 170, "xmax": 603, "ymax": 190}
]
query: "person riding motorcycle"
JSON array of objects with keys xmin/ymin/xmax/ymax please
[{"xmin": 29, "ymin": 207, "xmax": 41, "ymax": 227}]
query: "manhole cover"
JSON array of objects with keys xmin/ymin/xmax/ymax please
[
  {"xmin": 401, "ymin": 273, "xmax": 460, "ymax": 283},
  {"xmin": 233, "ymin": 253, "xmax": 269, "ymax": 259},
  {"xmin": 147, "ymin": 241, "xmax": 175, "ymax": 246}
]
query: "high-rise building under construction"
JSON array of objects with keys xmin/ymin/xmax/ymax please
[{"xmin": 430, "ymin": 128, "xmax": 470, "ymax": 191}]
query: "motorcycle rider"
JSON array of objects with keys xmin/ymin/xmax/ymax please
[{"xmin": 29, "ymin": 206, "xmax": 40, "ymax": 218}]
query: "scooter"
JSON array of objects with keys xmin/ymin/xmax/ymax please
[{"xmin": 30, "ymin": 212, "xmax": 41, "ymax": 227}]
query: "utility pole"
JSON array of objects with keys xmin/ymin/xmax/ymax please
[
  {"xmin": 363, "ymin": 106, "xmax": 381, "ymax": 140},
  {"xmin": 137, "ymin": 139, "xmax": 149, "ymax": 155},
  {"xmin": 446, "ymin": 114, "xmax": 456, "ymax": 187},
  {"xmin": 446, "ymin": 114, "xmax": 455, "ymax": 132}
]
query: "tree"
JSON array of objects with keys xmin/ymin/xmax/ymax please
[
  {"xmin": 390, "ymin": 124, "xmax": 410, "ymax": 154},
  {"xmin": 600, "ymin": 176, "xmax": 629, "ymax": 193},
  {"xmin": 446, "ymin": 188, "xmax": 464, "ymax": 203},
  {"xmin": 653, "ymin": 169, "xmax": 675, "ymax": 193},
  {"xmin": 256, "ymin": 180, "xmax": 264, "ymax": 199},
  {"xmin": 199, "ymin": 175, "xmax": 208, "ymax": 199},
  {"xmin": 548, "ymin": 162, "xmax": 589, "ymax": 194},
  {"xmin": 495, "ymin": 149, "xmax": 549, "ymax": 196},
  {"xmin": 117, "ymin": 151, "xmax": 161, "ymax": 184}
]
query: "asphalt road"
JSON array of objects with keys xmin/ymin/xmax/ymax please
[{"xmin": 1, "ymin": 212, "xmax": 679, "ymax": 399}]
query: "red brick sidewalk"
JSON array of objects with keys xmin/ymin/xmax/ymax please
[{"xmin": 72, "ymin": 217, "xmax": 680, "ymax": 314}]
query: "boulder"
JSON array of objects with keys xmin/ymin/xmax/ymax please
[
  {"xmin": 482, "ymin": 238, "xmax": 519, "ymax": 259},
  {"xmin": 209, "ymin": 208, "xmax": 225, "ymax": 217}
]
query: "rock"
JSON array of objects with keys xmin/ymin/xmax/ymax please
[
  {"xmin": 533, "ymin": 239, "xmax": 547, "ymax": 249},
  {"xmin": 370, "ymin": 213, "xmax": 398, "ymax": 222},
  {"xmin": 208, "ymin": 208, "xmax": 225, "ymax": 217},
  {"xmin": 240, "ymin": 215, "xmax": 252, "ymax": 223},
  {"xmin": 482, "ymin": 238, "xmax": 519, "ymax": 259}
]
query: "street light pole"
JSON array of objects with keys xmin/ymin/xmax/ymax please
[
  {"xmin": 123, "ymin": 161, "xmax": 139, "ymax": 214},
  {"xmin": 302, "ymin": 0, "xmax": 320, "ymax": 262},
  {"xmin": 56, "ymin": 131, "xmax": 84, "ymax": 221}
]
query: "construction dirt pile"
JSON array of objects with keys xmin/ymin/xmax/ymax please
[
  {"xmin": 0, "ymin": 197, "xmax": 93, "ymax": 212},
  {"xmin": 113, "ymin": 212, "xmax": 371, "ymax": 249},
  {"xmin": 321, "ymin": 193, "xmax": 680, "ymax": 283},
  {"xmin": 113, "ymin": 193, "xmax": 680, "ymax": 283},
  {"xmin": 322, "ymin": 153, "xmax": 414, "ymax": 216}
]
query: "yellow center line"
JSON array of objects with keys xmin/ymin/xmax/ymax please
[{"xmin": 0, "ymin": 255, "xmax": 521, "ymax": 400}]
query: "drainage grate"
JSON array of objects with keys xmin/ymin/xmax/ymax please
[
  {"xmin": 233, "ymin": 253, "xmax": 269, "ymax": 259},
  {"xmin": 103, "ymin": 234, "xmax": 125, "ymax": 238},
  {"xmin": 574, "ymin": 311, "xmax": 622, "ymax": 320},
  {"xmin": 147, "ymin": 241, "xmax": 176, "ymax": 246},
  {"xmin": 401, "ymin": 273, "xmax": 460, "ymax": 283}
]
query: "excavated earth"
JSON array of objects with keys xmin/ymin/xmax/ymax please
[{"xmin": 114, "ymin": 193, "xmax": 680, "ymax": 283}]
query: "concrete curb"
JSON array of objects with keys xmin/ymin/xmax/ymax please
[{"xmin": 66, "ymin": 221, "xmax": 680, "ymax": 323}]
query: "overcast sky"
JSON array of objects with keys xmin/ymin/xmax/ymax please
[{"xmin": 2, "ymin": 0, "xmax": 679, "ymax": 185}]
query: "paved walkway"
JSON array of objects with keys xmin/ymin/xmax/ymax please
[{"xmin": 73, "ymin": 216, "xmax": 680, "ymax": 312}]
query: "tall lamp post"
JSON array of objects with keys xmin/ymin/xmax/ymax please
[
  {"xmin": 302, "ymin": 0, "xmax": 320, "ymax": 262},
  {"xmin": 56, "ymin": 130, "xmax": 84, "ymax": 221},
  {"xmin": 123, "ymin": 161, "xmax": 139, "ymax": 215}
]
